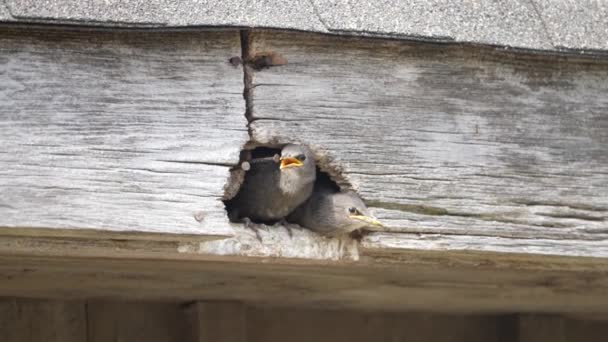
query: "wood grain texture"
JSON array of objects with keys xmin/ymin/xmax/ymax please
[
  {"xmin": 2, "ymin": 237, "xmax": 608, "ymax": 314},
  {"xmin": 4, "ymin": 299, "xmax": 607, "ymax": 342},
  {"xmin": 248, "ymin": 31, "xmax": 608, "ymax": 258},
  {"xmin": 0, "ymin": 28, "xmax": 248, "ymax": 237},
  {"xmin": 188, "ymin": 301, "xmax": 246, "ymax": 342},
  {"xmin": 87, "ymin": 301, "xmax": 190, "ymax": 342},
  {"xmin": 518, "ymin": 314, "xmax": 608, "ymax": 342},
  {"xmin": 0, "ymin": 298, "xmax": 86, "ymax": 342},
  {"xmin": 247, "ymin": 308, "xmax": 514, "ymax": 342}
]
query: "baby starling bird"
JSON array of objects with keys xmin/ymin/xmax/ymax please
[
  {"xmin": 226, "ymin": 144, "xmax": 316, "ymax": 224},
  {"xmin": 288, "ymin": 183, "xmax": 384, "ymax": 237}
]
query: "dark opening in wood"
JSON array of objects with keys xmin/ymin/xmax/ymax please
[{"xmin": 223, "ymin": 145, "xmax": 342, "ymax": 225}]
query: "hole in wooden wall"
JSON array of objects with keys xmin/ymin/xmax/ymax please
[{"xmin": 222, "ymin": 145, "xmax": 345, "ymax": 225}]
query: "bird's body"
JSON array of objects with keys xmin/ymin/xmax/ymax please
[
  {"xmin": 226, "ymin": 144, "xmax": 316, "ymax": 223},
  {"xmin": 288, "ymin": 183, "xmax": 383, "ymax": 237}
]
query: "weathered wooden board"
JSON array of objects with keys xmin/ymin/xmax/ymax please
[
  {"xmin": 1, "ymin": 236, "xmax": 608, "ymax": 314},
  {"xmin": 87, "ymin": 301, "xmax": 190, "ymax": 342},
  {"xmin": 518, "ymin": 314, "xmax": 608, "ymax": 342},
  {"xmin": 247, "ymin": 307, "xmax": 512, "ymax": 342},
  {"xmin": 248, "ymin": 31, "xmax": 608, "ymax": 257},
  {"xmin": 0, "ymin": 28, "xmax": 247, "ymax": 237},
  {"xmin": 0, "ymin": 298, "xmax": 86, "ymax": 342},
  {"xmin": 1, "ymin": 298, "xmax": 607, "ymax": 341},
  {"xmin": 188, "ymin": 301, "xmax": 247, "ymax": 342}
]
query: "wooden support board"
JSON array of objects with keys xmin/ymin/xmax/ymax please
[
  {"xmin": 1, "ymin": 236, "xmax": 608, "ymax": 313},
  {"xmin": 0, "ymin": 299, "xmax": 86, "ymax": 342},
  {"xmin": 0, "ymin": 28, "xmax": 247, "ymax": 237},
  {"xmin": 2, "ymin": 298, "xmax": 608, "ymax": 341},
  {"xmin": 248, "ymin": 30, "xmax": 608, "ymax": 258}
]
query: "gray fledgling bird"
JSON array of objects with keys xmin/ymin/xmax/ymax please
[
  {"xmin": 288, "ymin": 184, "xmax": 383, "ymax": 237},
  {"xmin": 226, "ymin": 144, "xmax": 316, "ymax": 224}
]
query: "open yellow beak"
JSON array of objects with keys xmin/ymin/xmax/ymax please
[
  {"xmin": 279, "ymin": 157, "xmax": 304, "ymax": 169},
  {"xmin": 350, "ymin": 215, "xmax": 384, "ymax": 229}
]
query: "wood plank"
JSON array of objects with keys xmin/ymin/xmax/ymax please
[
  {"xmin": 248, "ymin": 31, "xmax": 608, "ymax": 258},
  {"xmin": 87, "ymin": 301, "xmax": 191, "ymax": 342},
  {"xmin": 362, "ymin": 232, "xmax": 608, "ymax": 258},
  {"xmin": 1, "ymin": 238, "xmax": 608, "ymax": 314},
  {"xmin": 518, "ymin": 315, "xmax": 566, "ymax": 342},
  {"xmin": 519, "ymin": 314, "xmax": 608, "ymax": 342},
  {"xmin": 0, "ymin": 27, "xmax": 248, "ymax": 237},
  {"xmin": 188, "ymin": 301, "xmax": 246, "ymax": 342},
  {"xmin": 247, "ymin": 307, "xmax": 511, "ymax": 342},
  {"xmin": 0, "ymin": 298, "xmax": 86, "ymax": 342}
]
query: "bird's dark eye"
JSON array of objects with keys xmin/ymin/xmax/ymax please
[
  {"xmin": 297, "ymin": 154, "xmax": 306, "ymax": 161},
  {"xmin": 348, "ymin": 207, "xmax": 358, "ymax": 215}
]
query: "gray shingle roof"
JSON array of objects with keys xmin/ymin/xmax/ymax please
[
  {"xmin": 2, "ymin": 0, "xmax": 607, "ymax": 54},
  {"xmin": 0, "ymin": 0, "xmax": 11, "ymax": 20}
]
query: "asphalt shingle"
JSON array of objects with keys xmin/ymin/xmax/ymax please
[
  {"xmin": 4, "ymin": 0, "xmax": 326, "ymax": 30},
  {"xmin": 1, "ymin": 0, "xmax": 607, "ymax": 54},
  {"xmin": 311, "ymin": 0, "xmax": 552, "ymax": 50},
  {"xmin": 533, "ymin": 0, "xmax": 608, "ymax": 51},
  {"xmin": 0, "ymin": 0, "xmax": 11, "ymax": 20}
]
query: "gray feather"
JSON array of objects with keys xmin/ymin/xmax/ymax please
[
  {"xmin": 227, "ymin": 144, "xmax": 316, "ymax": 223},
  {"xmin": 288, "ymin": 183, "xmax": 381, "ymax": 237}
]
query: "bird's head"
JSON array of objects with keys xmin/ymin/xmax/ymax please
[
  {"xmin": 333, "ymin": 191, "xmax": 384, "ymax": 232},
  {"xmin": 279, "ymin": 144, "xmax": 315, "ymax": 175}
]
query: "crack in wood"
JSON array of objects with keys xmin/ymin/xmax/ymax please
[
  {"xmin": 156, "ymin": 159, "xmax": 236, "ymax": 168},
  {"xmin": 510, "ymin": 199, "xmax": 607, "ymax": 212}
]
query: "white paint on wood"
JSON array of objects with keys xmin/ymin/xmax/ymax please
[
  {"xmin": 248, "ymin": 31, "xmax": 608, "ymax": 258},
  {"xmin": 0, "ymin": 28, "xmax": 248, "ymax": 237}
]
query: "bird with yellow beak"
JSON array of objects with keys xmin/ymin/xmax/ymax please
[
  {"xmin": 288, "ymin": 183, "xmax": 384, "ymax": 237},
  {"xmin": 226, "ymin": 144, "xmax": 316, "ymax": 226}
]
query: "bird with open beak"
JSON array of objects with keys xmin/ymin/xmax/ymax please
[
  {"xmin": 288, "ymin": 183, "xmax": 384, "ymax": 237},
  {"xmin": 226, "ymin": 144, "xmax": 316, "ymax": 225}
]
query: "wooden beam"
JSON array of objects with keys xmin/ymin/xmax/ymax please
[
  {"xmin": 2, "ymin": 298, "xmax": 608, "ymax": 341},
  {"xmin": 187, "ymin": 302, "xmax": 247, "ymax": 342},
  {"xmin": 87, "ymin": 301, "xmax": 190, "ymax": 342},
  {"xmin": 0, "ymin": 298, "xmax": 86, "ymax": 342},
  {"xmin": 247, "ymin": 308, "xmax": 511, "ymax": 342},
  {"xmin": 1, "ymin": 27, "xmax": 607, "ymax": 262},
  {"xmin": 0, "ymin": 27, "xmax": 247, "ymax": 238},
  {"xmin": 518, "ymin": 314, "xmax": 608, "ymax": 342},
  {"xmin": 248, "ymin": 30, "xmax": 608, "ymax": 258},
  {"xmin": 0, "ymin": 235, "xmax": 608, "ymax": 313}
]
